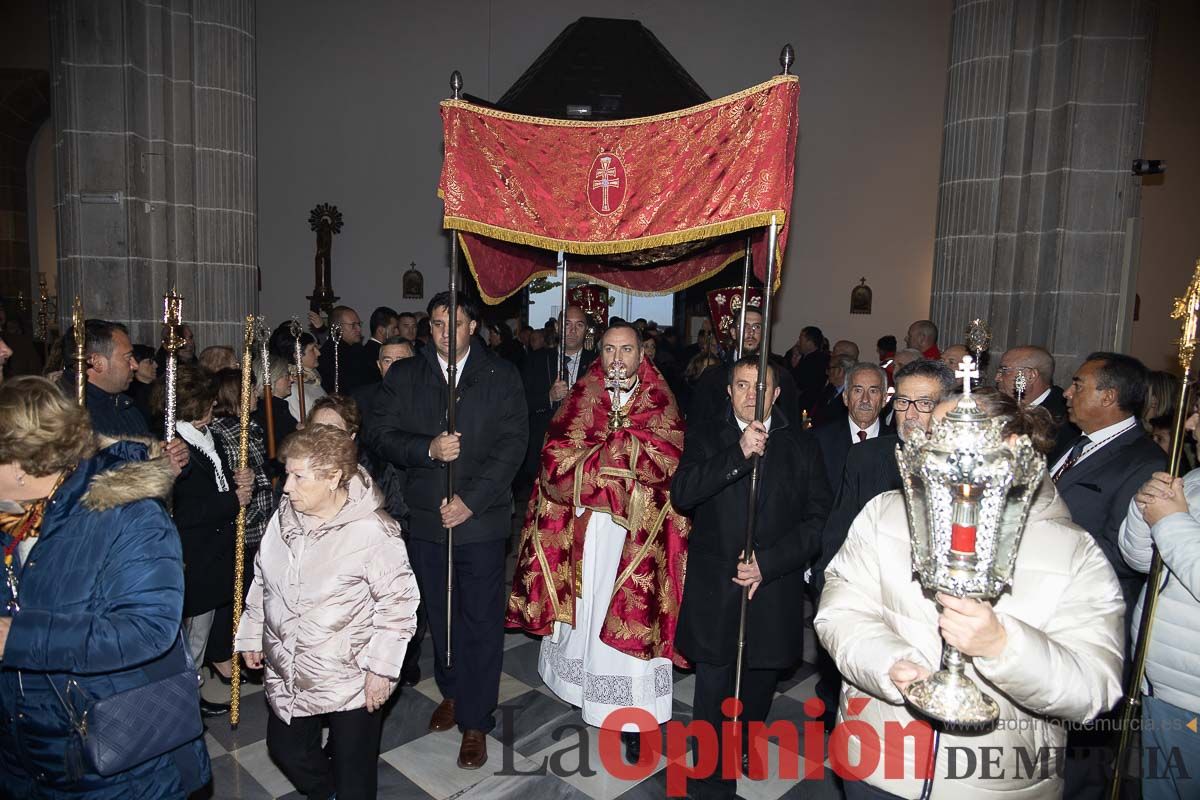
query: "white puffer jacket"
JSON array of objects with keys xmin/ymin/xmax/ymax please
[
  {"xmin": 816, "ymin": 480, "xmax": 1124, "ymax": 799},
  {"xmin": 1119, "ymin": 469, "xmax": 1200, "ymax": 715},
  {"xmin": 234, "ymin": 468, "xmax": 419, "ymax": 722}
]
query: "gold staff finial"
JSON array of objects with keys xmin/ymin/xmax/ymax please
[{"xmin": 1170, "ymin": 259, "xmax": 1200, "ymax": 372}]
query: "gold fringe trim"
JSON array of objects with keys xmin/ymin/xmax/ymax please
[
  {"xmin": 444, "ymin": 211, "xmax": 787, "ymax": 258},
  {"xmin": 611, "ymin": 501, "xmax": 672, "ymax": 594},
  {"xmin": 440, "ymin": 75, "xmax": 799, "ymax": 128}
]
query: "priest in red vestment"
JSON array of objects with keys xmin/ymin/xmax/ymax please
[{"xmin": 507, "ymin": 322, "xmax": 690, "ymax": 761}]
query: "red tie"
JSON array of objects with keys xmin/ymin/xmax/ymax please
[{"xmin": 856, "ymin": 430, "xmax": 867, "ymax": 443}]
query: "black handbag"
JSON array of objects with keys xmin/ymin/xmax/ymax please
[{"xmin": 47, "ymin": 633, "xmax": 204, "ymax": 778}]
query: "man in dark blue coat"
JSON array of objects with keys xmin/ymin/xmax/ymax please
[
  {"xmin": 64, "ymin": 319, "xmax": 189, "ymax": 474},
  {"xmin": 365, "ymin": 292, "xmax": 527, "ymax": 771}
]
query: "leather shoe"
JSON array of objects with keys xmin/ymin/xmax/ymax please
[
  {"xmin": 458, "ymin": 729, "xmax": 488, "ymax": 769},
  {"xmin": 428, "ymin": 698, "xmax": 456, "ymax": 732},
  {"xmin": 200, "ymin": 698, "xmax": 230, "ymax": 718},
  {"xmin": 621, "ymin": 731, "xmax": 641, "ymax": 764}
]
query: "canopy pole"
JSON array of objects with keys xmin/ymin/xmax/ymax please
[
  {"xmin": 735, "ymin": 236, "xmax": 752, "ymax": 360},
  {"xmin": 732, "ymin": 215, "xmax": 778, "ymax": 725},
  {"xmin": 557, "ymin": 251, "xmax": 568, "ymax": 381},
  {"xmin": 444, "ymin": 69, "xmax": 463, "ymax": 671}
]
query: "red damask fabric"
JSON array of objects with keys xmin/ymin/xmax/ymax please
[
  {"xmin": 506, "ymin": 356, "xmax": 691, "ymax": 666},
  {"xmin": 439, "ymin": 76, "xmax": 800, "ymax": 302}
]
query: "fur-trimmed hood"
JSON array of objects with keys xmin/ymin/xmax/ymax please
[{"xmin": 81, "ymin": 436, "xmax": 175, "ymax": 512}]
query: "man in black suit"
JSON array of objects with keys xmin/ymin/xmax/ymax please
[
  {"xmin": 1056, "ymin": 352, "xmax": 1165, "ymax": 625},
  {"xmin": 318, "ymin": 305, "xmax": 377, "ymax": 394},
  {"xmin": 994, "ymin": 345, "xmax": 1079, "ymax": 462},
  {"xmin": 811, "ymin": 362, "xmax": 893, "ymax": 495},
  {"xmin": 519, "ymin": 305, "xmax": 596, "ymax": 491},
  {"xmin": 810, "ymin": 359, "xmax": 956, "ymax": 729},
  {"xmin": 363, "ymin": 306, "xmax": 400, "ymax": 365},
  {"xmin": 365, "ymin": 292, "xmax": 528, "ymax": 771},
  {"xmin": 688, "ymin": 308, "xmax": 800, "ymax": 426},
  {"xmin": 673, "ymin": 355, "xmax": 831, "ymax": 799},
  {"xmin": 812, "ymin": 354, "xmax": 855, "ymax": 428},
  {"xmin": 1056, "ymin": 351, "xmax": 1165, "ymax": 800},
  {"xmin": 787, "ymin": 326, "xmax": 830, "ymax": 417},
  {"xmin": 354, "ymin": 336, "xmax": 422, "ymax": 685}
]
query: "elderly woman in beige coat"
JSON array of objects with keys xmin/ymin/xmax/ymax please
[
  {"xmin": 816, "ymin": 389, "xmax": 1124, "ymax": 799},
  {"xmin": 235, "ymin": 424, "xmax": 418, "ymax": 800}
]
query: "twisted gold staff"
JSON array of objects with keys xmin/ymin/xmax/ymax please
[{"xmin": 229, "ymin": 314, "xmax": 256, "ymax": 729}]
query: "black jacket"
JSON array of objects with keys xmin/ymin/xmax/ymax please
[
  {"xmin": 812, "ymin": 385, "xmax": 848, "ymax": 428},
  {"xmin": 790, "ymin": 350, "xmax": 830, "ymax": 416},
  {"xmin": 1055, "ymin": 423, "xmax": 1165, "ymax": 618},
  {"xmin": 172, "ymin": 439, "xmax": 239, "ymax": 617},
  {"xmin": 520, "ymin": 347, "xmax": 598, "ymax": 482},
  {"xmin": 354, "ymin": 381, "xmax": 410, "ymax": 525},
  {"xmin": 672, "ymin": 409, "xmax": 832, "ymax": 668},
  {"xmin": 83, "ymin": 381, "xmax": 151, "ymax": 438},
  {"xmin": 318, "ymin": 338, "xmax": 378, "ymax": 395},
  {"xmin": 365, "ymin": 345, "xmax": 528, "ymax": 545},
  {"xmin": 813, "ymin": 433, "xmax": 904, "ymax": 596},
  {"xmin": 687, "ymin": 353, "xmax": 800, "ymax": 427},
  {"xmin": 812, "ymin": 415, "xmax": 896, "ymax": 496}
]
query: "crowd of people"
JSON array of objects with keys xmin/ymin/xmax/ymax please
[{"xmin": 0, "ymin": 299, "xmax": 1197, "ymax": 800}]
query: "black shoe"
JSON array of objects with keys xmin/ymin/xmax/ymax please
[
  {"xmin": 400, "ymin": 666, "xmax": 420, "ymax": 688},
  {"xmin": 621, "ymin": 731, "xmax": 641, "ymax": 764},
  {"xmin": 200, "ymin": 699, "xmax": 231, "ymax": 718}
]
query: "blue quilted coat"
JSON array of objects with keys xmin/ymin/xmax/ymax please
[{"xmin": 0, "ymin": 441, "xmax": 211, "ymax": 799}]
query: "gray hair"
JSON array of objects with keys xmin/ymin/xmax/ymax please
[
  {"xmin": 894, "ymin": 358, "xmax": 957, "ymax": 398},
  {"xmin": 843, "ymin": 361, "xmax": 888, "ymax": 394},
  {"xmin": 829, "ymin": 354, "xmax": 856, "ymax": 376}
]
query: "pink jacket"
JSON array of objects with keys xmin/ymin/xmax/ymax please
[{"xmin": 234, "ymin": 468, "xmax": 419, "ymax": 722}]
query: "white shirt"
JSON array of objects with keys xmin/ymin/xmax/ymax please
[
  {"xmin": 848, "ymin": 416, "xmax": 881, "ymax": 443},
  {"xmin": 437, "ymin": 348, "xmax": 470, "ymax": 385},
  {"xmin": 735, "ymin": 415, "xmax": 773, "ymax": 433},
  {"xmin": 1028, "ymin": 387, "xmax": 1051, "ymax": 407},
  {"xmin": 1049, "ymin": 415, "xmax": 1139, "ymax": 475},
  {"xmin": 563, "ymin": 349, "xmax": 584, "ymax": 385}
]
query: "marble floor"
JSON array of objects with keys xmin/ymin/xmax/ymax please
[
  {"xmin": 194, "ymin": 537, "xmax": 845, "ymax": 800},
  {"xmin": 195, "ymin": 626, "xmax": 848, "ymax": 800}
]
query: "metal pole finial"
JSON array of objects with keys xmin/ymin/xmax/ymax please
[
  {"xmin": 780, "ymin": 44, "xmax": 795, "ymax": 75},
  {"xmin": 450, "ymin": 70, "xmax": 463, "ymax": 99}
]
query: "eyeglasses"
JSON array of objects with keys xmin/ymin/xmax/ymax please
[
  {"xmin": 994, "ymin": 365, "xmax": 1031, "ymax": 376},
  {"xmin": 893, "ymin": 397, "xmax": 936, "ymax": 413}
]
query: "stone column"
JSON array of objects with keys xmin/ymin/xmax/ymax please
[
  {"xmin": 0, "ymin": 70, "xmax": 50, "ymax": 334},
  {"xmin": 50, "ymin": 0, "xmax": 256, "ymax": 349},
  {"xmin": 929, "ymin": 0, "xmax": 1155, "ymax": 380}
]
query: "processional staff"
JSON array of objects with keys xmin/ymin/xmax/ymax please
[
  {"xmin": 557, "ymin": 251, "xmax": 568, "ymax": 383},
  {"xmin": 289, "ymin": 317, "xmax": 307, "ymax": 422},
  {"xmin": 162, "ymin": 290, "xmax": 184, "ymax": 442},
  {"xmin": 444, "ymin": 68, "xmax": 464, "ymax": 670},
  {"xmin": 229, "ymin": 315, "xmax": 257, "ymax": 729},
  {"xmin": 71, "ymin": 297, "xmax": 86, "ymax": 408},
  {"xmin": 732, "ymin": 42, "xmax": 794, "ymax": 719},
  {"xmin": 257, "ymin": 320, "xmax": 276, "ymax": 463},
  {"xmin": 1109, "ymin": 259, "xmax": 1200, "ymax": 799},
  {"xmin": 330, "ymin": 321, "xmax": 343, "ymax": 394}
]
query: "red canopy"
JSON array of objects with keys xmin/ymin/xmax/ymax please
[{"xmin": 439, "ymin": 76, "xmax": 800, "ymax": 303}]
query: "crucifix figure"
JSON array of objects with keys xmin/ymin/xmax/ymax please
[
  {"xmin": 956, "ymin": 355, "xmax": 979, "ymax": 396},
  {"xmin": 592, "ymin": 156, "xmax": 620, "ymax": 213}
]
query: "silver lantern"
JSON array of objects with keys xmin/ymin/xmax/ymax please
[{"xmin": 895, "ymin": 356, "xmax": 1045, "ymax": 726}]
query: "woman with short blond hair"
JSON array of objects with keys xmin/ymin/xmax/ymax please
[
  {"xmin": 0, "ymin": 376, "xmax": 210, "ymax": 797},
  {"xmin": 235, "ymin": 423, "xmax": 418, "ymax": 800}
]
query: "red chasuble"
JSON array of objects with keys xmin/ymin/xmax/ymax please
[{"xmin": 506, "ymin": 356, "xmax": 691, "ymax": 667}]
